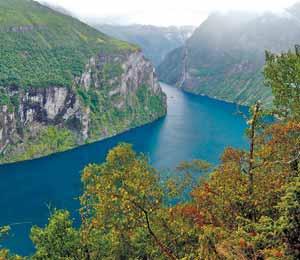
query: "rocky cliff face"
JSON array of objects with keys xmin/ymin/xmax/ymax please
[{"xmin": 0, "ymin": 51, "xmax": 166, "ymax": 163}]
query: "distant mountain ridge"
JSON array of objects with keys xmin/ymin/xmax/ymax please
[
  {"xmin": 35, "ymin": 2, "xmax": 195, "ymax": 67},
  {"xmin": 94, "ymin": 24, "xmax": 195, "ymax": 66},
  {"xmin": 158, "ymin": 4, "xmax": 300, "ymax": 106}
]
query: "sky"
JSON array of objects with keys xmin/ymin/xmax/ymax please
[{"xmin": 38, "ymin": 0, "xmax": 299, "ymax": 26}]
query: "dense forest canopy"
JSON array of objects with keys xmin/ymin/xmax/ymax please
[
  {"xmin": 1, "ymin": 47, "xmax": 300, "ymax": 259},
  {"xmin": 0, "ymin": 0, "xmax": 137, "ymax": 89}
]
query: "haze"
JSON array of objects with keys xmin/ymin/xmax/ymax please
[{"xmin": 39, "ymin": 0, "xmax": 299, "ymax": 26}]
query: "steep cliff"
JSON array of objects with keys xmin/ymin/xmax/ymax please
[
  {"xmin": 0, "ymin": 0, "xmax": 166, "ymax": 164},
  {"xmin": 158, "ymin": 7, "xmax": 300, "ymax": 106}
]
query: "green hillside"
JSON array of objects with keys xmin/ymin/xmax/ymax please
[
  {"xmin": 0, "ymin": 0, "xmax": 138, "ymax": 89},
  {"xmin": 0, "ymin": 0, "xmax": 166, "ymax": 164}
]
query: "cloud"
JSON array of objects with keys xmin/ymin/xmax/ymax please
[{"xmin": 37, "ymin": 0, "xmax": 299, "ymax": 26}]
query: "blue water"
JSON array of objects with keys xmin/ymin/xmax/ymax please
[{"xmin": 0, "ymin": 83, "xmax": 248, "ymax": 255}]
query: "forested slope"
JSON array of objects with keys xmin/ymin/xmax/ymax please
[
  {"xmin": 158, "ymin": 5, "xmax": 300, "ymax": 106},
  {"xmin": 0, "ymin": 0, "xmax": 166, "ymax": 164}
]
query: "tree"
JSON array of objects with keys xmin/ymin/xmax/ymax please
[
  {"xmin": 30, "ymin": 210, "xmax": 81, "ymax": 260},
  {"xmin": 264, "ymin": 46, "xmax": 300, "ymax": 120},
  {"xmin": 277, "ymin": 176, "xmax": 300, "ymax": 258},
  {"xmin": 80, "ymin": 143, "xmax": 176, "ymax": 259},
  {"xmin": 257, "ymin": 121, "xmax": 300, "ymax": 179},
  {"xmin": 244, "ymin": 102, "xmax": 263, "ymax": 222},
  {"xmin": 264, "ymin": 47, "xmax": 300, "ymax": 180}
]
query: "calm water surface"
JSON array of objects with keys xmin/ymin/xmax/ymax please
[{"xmin": 0, "ymin": 83, "xmax": 248, "ymax": 255}]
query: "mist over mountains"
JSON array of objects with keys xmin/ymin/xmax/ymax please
[
  {"xmin": 37, "ymin": 1, "xmax": 195, "ymax": 67},
  {"xmin": 93, "ymin": 24, "xmax": 195, "ymax": 66},
  {"xmin": 158, "ymin": 3, "xmax": 300, "ymax": 105}
]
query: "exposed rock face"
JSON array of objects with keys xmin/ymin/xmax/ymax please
[
  {"xmin": 0, "ymin": 25, "xmax": 46, "ymax": 33},
  {"xmin": 120, "ymin": 51, "xmax": 162, "ymax": 96},
  {"xmin": 17, "ymin": 87, "xmax": 76, "ymax": 124},
  {"xmin": 0, "ymin": 106, "xmax": 16, "ymax": 154},
  {"xmin": 0, "ymin": 51, "xmax": 166, "ymax": 163}
]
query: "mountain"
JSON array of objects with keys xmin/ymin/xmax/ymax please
[
  {"xmin": 0, "ymin": 0, "xmax": 166, "ymax": 164},
  {"xmin": 38, "ymin": 1, "xmax": 74, "ymax": 16},
  {"xmin": 158, "ymin": 7, "xmax": 300, "ymax": 106},
  {"xmin": 94, "ymin": 24, "xmax": 195, "ymax": 66}
]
